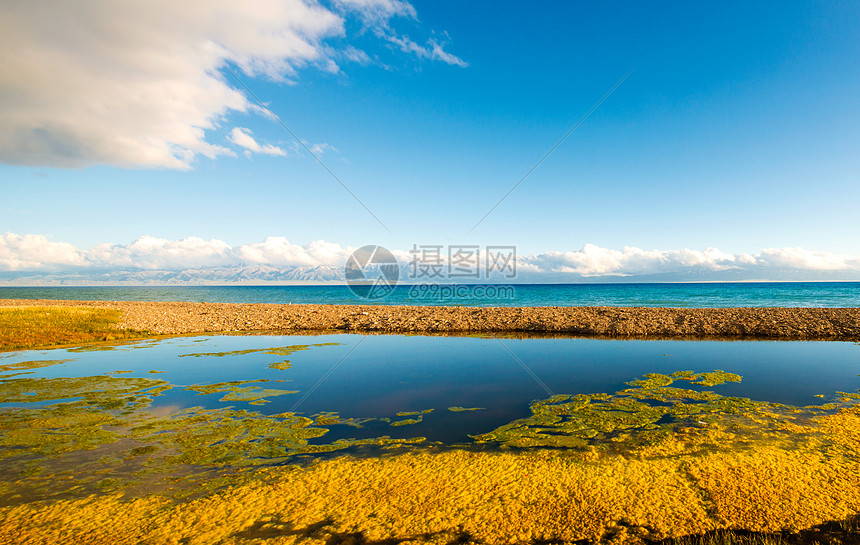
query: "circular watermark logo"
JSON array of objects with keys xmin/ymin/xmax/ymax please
[{"xmin": 344, "ymin": 245, "xmax": 399, "ymax": 299}]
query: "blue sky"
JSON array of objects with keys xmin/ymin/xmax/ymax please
[{"xmin": 1, "ymin": 1, "xmax": 859, "ymax": 281}]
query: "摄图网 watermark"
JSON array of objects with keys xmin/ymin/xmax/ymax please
[{"xmin": 345, "ymin": 244, "xmax": 517, "ymax": 301}]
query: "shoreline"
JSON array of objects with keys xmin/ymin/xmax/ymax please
[{"xmin": 2, "ymin": 298, "xmax": 859, "ymax": 341}]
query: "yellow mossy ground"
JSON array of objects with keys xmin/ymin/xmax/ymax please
[
  {"xmin": 0, "ymin": 307, "xmax": 151, "ymax": 351},
  {"xmin": 2, "ymin": 408, "xmax": 859, "ymax": 545}
]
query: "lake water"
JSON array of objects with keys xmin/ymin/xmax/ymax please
[
  {"xmin": 2, "ymin": 334, "xmax": 858, "ymax": 450},
  {"xmin": 4, "ymin": 332, "xmax": 860, "ymax": 542},
  {"xmin": 3, "ymin": 281, "xmax": 860, "ymax": 307}
]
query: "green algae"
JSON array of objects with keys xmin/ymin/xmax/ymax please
[
  {"xmin": 67, "ymin": 339, "xmax": 163, "ymax": 353},
  {"xmin": 0, "ymin": 367, "xmax": 430, "ymax": 501},
  {"xmin": 220, "ymin": 387, "xmax": 298, "ymax": 405},
  {"xmin": 184, "ymin": 379, "xmax": 268, "ymax": 394},
  {"xmin": 314, "ymin": 412, "xmax": 342, "ymax": 425},
  {"xmin": 390, "ymin": 409, "xmax": 434, "ymax": 426},
  {"xmin": 183, "ymin": 380, "xmax": 298, "ymax": 405},
  {"xmin": 631, "ymin": 370, "xmax": 742, "ymax": 389},
  {"xmin": 472, "ymin": 369, "xmax": 832, "ymax": 455},
  {"xmin": 448, "ymin": 406, "xmax": 485, "ymax": 412},
  {"xmin": 0, "ymin": 375, "xmax": 171, "ymax": 407},
  {"xmin": 177, "ymin": 344, "xmax": 331, "ymax": 357},
  {"xmin": 0, "ymin": 360, "xmax": 72, "ymax": 373},
  {"xmin": 292, "ymin": 435, "xmax": 426, "ymax": 455},
  {"xmin": 312, "ymin": 412, "xmax": 370, "ymax": 427},
  {"xmin": 179, "ymin": 342, "xmax": 340, "ymax": 367},
  {"xmin": 0, "ymin": 375, "xmax": 172, "ymax": 465},
  {"xmin": 396, "ymin": 409, "xmax": 434, "ymax": 417},
  {"xmin": 690, "ymin": 370, "xmax": 742, "ymax": 387},
  {"xmin": 128, "ymin": 445, "xmax": 159, "ymax": 457},
  {"xmin": 2, "ymin": 359, "xmax": 857, "ymax": 507},
  {"xmin": 627, "ymin": 372, "xmax": 676, "ymax": 388},
  {"xmin": 63, "ymin": 339, "xmax": 162, "ymax": 354},
  {"xmin": 127, "ymin": 408, "xmax": 332, "ymax": 466},
  {"xmin": 0, "ymin": 406, "xmax": 122, "ymax": 460},
  {"xmin": 391, "ymin": 417, "xmax": 423, "ymax": 426}
]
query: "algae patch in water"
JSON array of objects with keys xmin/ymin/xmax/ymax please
[
  {"xmin": 177, "ymin": 343, "xmax": 339, "ymax": 358},
  {"xmin": 448, "ymin": 406, "xmax": 485, "ymax": 412},
  {"xmin": 4, "ymin": 357, "xmax": 860, "ymax": 542},
  {"xmin": 184, "ymin": 380, "xmax": 298, "ymax": 405},
  {"xmin": 178, "ymin": 342, "xmax": 340, "ymax": 372},
  {"xmin": 177, "ymin": 342, "xmax": 341, "ymax": 372},
  {"xmin": 391, "ymin": 417, "xmax": 423, "ymax": 426},
  {"xmin": 0, "ymin": 375, "xmax": 171, "ymax": 407},
  {"xmin": 0, "ymin": 359, "xmax": 73, "ymax": 373},
  {"xmin": 0, "ymin": 375, "xmax": 171, "ymax": 463},
  {"xmin": 391, "ymin": 409, "xmax": 434, "ymax": 426},
  {"xmin": 312, "ymin": 412, "xmax": 370, "ymax": 427},
  {"xmin": 472, "ymin": 370, "xmax": 828, "ymax": 455},
  {"xmin": 0, "ymin": 363, "xmax": 429, "ymax": 502},
  {"xmin": 396, "ymin": 409, "xmax": 434, "ymax": 417}
]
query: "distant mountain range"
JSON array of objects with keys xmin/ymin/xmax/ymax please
[{"xmin": 0, "ymin": 265, "xmax": 346, "ymax": 286}]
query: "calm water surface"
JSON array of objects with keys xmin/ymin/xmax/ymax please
[
  {"xmin": 2, "ymin": 282, "xmax": 860, "ymax": 307},
  {"xmin": 3, "ymin": 334, "xmax": 859, "ymax": 445}
]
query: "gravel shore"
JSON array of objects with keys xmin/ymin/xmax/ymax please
[{"xmin": 2, "ymin": 299, "xmax": 859, "ymax": 341}]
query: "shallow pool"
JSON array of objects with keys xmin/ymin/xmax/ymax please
[{"xmin": 3, "ymin": 334, "xmax": 860, "ymax": 540}]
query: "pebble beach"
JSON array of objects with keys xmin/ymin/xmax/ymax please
[{"xmin": 2, "ymin": 299, "xmax": 859, "ymax": 340}]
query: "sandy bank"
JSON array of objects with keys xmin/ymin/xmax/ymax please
[{"xmin": 2, "ymin": 299, "xmax": 859, "ymax": 341}]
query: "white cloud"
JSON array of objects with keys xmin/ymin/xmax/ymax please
[
  {"xmin": 6, "ymin": 235, "xmax": 858, "ymax": 281},
  {"xmin": 0, "ymin": 0, "xmax": 464, "ymax": 169},
  {"xmin": 525, "ymin": 245, "xmax": 743, "ymax": 277},
  {"xmin": 0, "ymin": 0, "xmax": 340, "ymax": 169},
  {"xmin": 0, "ymin": 233, "xmax": 352, "ymax": 272},
  {"xmin": 755, "ymin": 247, "xmax": 860, "ymax": 271},
  {"xmin": 0, "ymin": 233, "xmax": 85, "ymax": 270},
  {"xmin": 522, "ymin": 244, "xmax": 860, "ymax": 277},
  {"xmin": 228, "ymin": 127, "xmax": 287, "ymax": 157},
  {"xmin": 88, "ymin": 236, "xmax": 234, "ymax": 270},
  {"xmin": 236, "ymin": 237, "xmax": 352, "ymax": 267}
]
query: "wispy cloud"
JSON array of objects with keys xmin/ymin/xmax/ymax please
[
  {"xmin": 306, "ymin": 142, "xmax": 338, "ymax": 156},
  {"xmin": 335, "ymin": 0, "xmax": 417, "ymax": 26},
  {"xmin": 334, "ymin": 0, "xmax": 466, "ymax": 67},
  {"xmin": 228, "ymin": 127, "xmax": 287, "ymax": 157},
  {"xmin": 385, "ymin": 34, "xmax": 468, "ymax": 67},
  {"xmin": 0, "ymin": 0, "xmax": 464, "ymax": 169}
]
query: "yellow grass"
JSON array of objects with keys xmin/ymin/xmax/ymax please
[
  {"xmin": 0, "ymin": 306, "xmax": 151, "ymax": 351},
  {"xmin": 2, "ymin": 410, "xmax": 860, "ymax": 544}
]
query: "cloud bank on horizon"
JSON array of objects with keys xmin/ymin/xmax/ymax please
[
  {"xmin": 0, "ymin": 0, "xmax": 464, "ymax": 169},
  {"xmin": 2, "ymin": 233, "xmax": 859, "ymax": 284}
]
